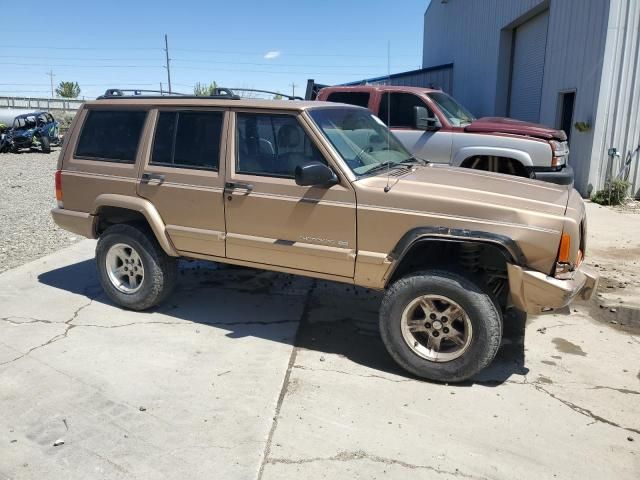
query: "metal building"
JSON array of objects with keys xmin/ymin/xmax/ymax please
[{"xmin": 422, "ymin": 0, "xmax": 640, "ymax": 197}]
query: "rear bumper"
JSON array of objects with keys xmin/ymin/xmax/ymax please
[
  {"xmin": 533, "ymin": 165, "xmax": 574, "ymax": 186},
  {"xmin": 507, "ymin": 263, "xmax": 599, "ymax": 315},
  {"xmin": 51, "ymin": 208, "xmax": 96, "ymax": 239}
]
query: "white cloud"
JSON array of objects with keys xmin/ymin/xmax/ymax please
[{"xmin": 264, "ymin": 51, "xmax": 281, "ymax": 60}]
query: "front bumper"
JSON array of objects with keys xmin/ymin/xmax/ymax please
[
  {"xmin": 533, "ymin": 165, "xmax": 574, "ymax": 186},
  {"xmin": 507, "ymin": 263, "xmax": 599, "ymax": 315}
]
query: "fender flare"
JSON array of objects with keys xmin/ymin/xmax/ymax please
[
  {"xmin": 385, "ymin": 226, "xmax": 526, "ymax": 286},
  {"xmin": 93, "ymin": 194, "xmax": 178, "ymax": 257},
  {"xmin": 452, "ymin": 146, "xmax": 534, "ymax": 168}
]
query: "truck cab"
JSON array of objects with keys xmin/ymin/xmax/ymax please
[{"xmin": 316, "ymin": 85, "xmax": 573, "ymax": 185}]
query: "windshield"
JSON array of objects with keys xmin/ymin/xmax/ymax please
[
  {"xmin": 428, "ymin": 92, "xmax": 475, "ymax": 126},
  {"xmin": 308, "ymin": 107, "xmax": 415, "ymax": 177}
]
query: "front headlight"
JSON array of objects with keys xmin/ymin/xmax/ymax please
[{"xmin": 550, "ymin": 140, "xmax": 569, "ymax": 167}]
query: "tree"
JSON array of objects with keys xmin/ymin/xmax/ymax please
[
  {"xmin": 193, "ymin": 81, "xmax": 218, "ymax": 96},
  {"xmin": 273, "ymin": 93, "xmax": 283, "ymax": 100},
  {"xmin": 56, "ymin": 81, "xmax": 81, "ymax": 98}
]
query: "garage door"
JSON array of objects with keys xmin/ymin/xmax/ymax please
[{"xmin": 508, "ymin": 10, "xmax": 549, "ymax": 122}]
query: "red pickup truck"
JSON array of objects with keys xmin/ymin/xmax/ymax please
[{"xmin": 313, "ymin": 85, "xmax": 573, "ymax": 185}]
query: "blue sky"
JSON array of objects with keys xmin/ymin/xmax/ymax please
[{"xmin": 0, "ymin": 0, "xmax": 428, "ymax": 99}]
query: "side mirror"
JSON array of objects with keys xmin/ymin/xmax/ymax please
[
  {"xmin": 414, "ymin": 105, "xmax": 441, "ymax": 131},
  {"xmin": 295, "ymin": 162, "xmax": 339, "ymax": 187}
]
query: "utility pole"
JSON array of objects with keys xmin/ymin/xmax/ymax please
[
  {"xmin": 47, "ymin": 70, "xmax": 55, "ymax": 98},
  {"xmin": 290, "ymin": 82, "xmax": 297, "ymax": 98},
  {"xmin": 164, "ymin": 34, "xmax": 172, "ymax": 93},
  {"xmin": 160, "ymin": 82, "xmax": 163, "ymax": 94}
]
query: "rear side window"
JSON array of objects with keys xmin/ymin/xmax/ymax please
[
  {"xmin": 151, "ymin": 111, "xmax": 223, "ymax": 170},
  {"xmin": 75, "ymin": 110, "xmax": 147, "ymax": 163},
  {"xmin": 326, "ymin": 91, "xmax": 370, "ymax": 108}
]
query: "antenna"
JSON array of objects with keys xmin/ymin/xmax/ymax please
[
  {"xmin": 164, "ymin": 34, "xmax": 172, "ymax": 93},
  {"xmin": 384, "ymin": 41, "xmax": 392, "ymax": 193}
]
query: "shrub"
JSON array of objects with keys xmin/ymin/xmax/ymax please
[{"xmin": 591, "ymin": 179, "xmax": 630, "ymax": 205}]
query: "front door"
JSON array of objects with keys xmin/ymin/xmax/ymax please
[
  {"xmin": 137, "ymin": 108, "xmax": 228, "ymax": 257},
  {"xmin": 224, "ymin": 110, "xmax": 357, "ymax": 278},
  {"xmin": 379, "ymin": 92, "xmax": 453, "ymax": 164}
]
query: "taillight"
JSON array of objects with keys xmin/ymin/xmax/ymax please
[{"xmin": 55, "ymin": 170, "xmax": 63, "ymax": 207}]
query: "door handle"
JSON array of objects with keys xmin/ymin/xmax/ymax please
[
  {"xmin": 225, "ymin": 182, "xmax": 254, "ymax": 193},
  {"xmin": 141, "ymin": 172, "xmax": 165, "ymax": 184}
]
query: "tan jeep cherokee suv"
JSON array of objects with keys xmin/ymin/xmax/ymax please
[{"xmin": 52, "ymin": 90, "xmax": 598, "ymax": 382}]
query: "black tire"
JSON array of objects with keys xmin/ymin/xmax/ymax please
[
  {"xmin": 379, "ymin": 270, "xmax": 502, "ymax": 382},
  {"xmin": 40, "ymin": 135, "xmax": 51, "ymax": 153},
  {"xmin": 96, "ymin": 224, "xmax": 178, "ymax": 311}
]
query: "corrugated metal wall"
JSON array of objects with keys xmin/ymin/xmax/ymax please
[
  {"xmin": 422, "ymin": 0, "xmax": 544, "ymax": 116},
  {"xmin": 422, "ymin": 0, "xmax": 614, "ymax": 196},
  {"xmin": 367, "ymin": 65, "xmax": 454, "ymax": 93},
  {"xmin": 589, "ymin": 0, "xmax": 640, "ymax": 197}
]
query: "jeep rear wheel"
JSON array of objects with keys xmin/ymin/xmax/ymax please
[
  {"xmin": 380, "ymin": 270, "xmax": 502, "ymax": 382},
  {"xmin": 96, "ymin": 224, "xmax": 178, "ymax": 311}
]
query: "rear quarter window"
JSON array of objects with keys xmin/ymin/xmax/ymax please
[
  {"xmin": 75, "ymin": 110, "xmax": 147, "ymax": 163},
  {"xmin": 326, "ymin": 92, "xmax": 370, "ymax": 108}
]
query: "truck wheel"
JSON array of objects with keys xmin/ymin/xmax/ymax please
[
  {"xmin": 40, "ymin": 135, "xmax": 51, "ymax": 153},
  {"xmin": 96, "ymin": 224, "xmax": 178, "ymax": 311},
  {"xmin": 379, "ymin": 270, "xmax": 502, "ymax": 382}
]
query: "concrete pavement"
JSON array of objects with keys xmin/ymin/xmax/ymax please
[{"xmin": 1, "ymin": 203, "xmax": 639, "ymax": 479}]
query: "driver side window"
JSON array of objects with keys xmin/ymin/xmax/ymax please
[
  {"xmin": 235, "ymin": 113, "xmax": 326, "ymax": 178},
  {"xmin": 378, "ymin": 93, "xmax": 434, "ymax": 128}
]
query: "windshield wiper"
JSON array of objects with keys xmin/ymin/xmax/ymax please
[{"xmin": 400, "ymin": 156, "xmax": 429, "ymax": 166}]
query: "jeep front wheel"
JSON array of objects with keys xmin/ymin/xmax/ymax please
[
  {"xmin": 96, "ymin": 224, "xmax": 177, "ymax": 311},
  {"xmin": 379, "ymin": 270, "xmax": 502, "ymax": 382}
]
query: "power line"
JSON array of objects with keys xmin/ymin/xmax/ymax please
[
  {"xmin": 0, "ymin": 55, "xmax": 415, "ymax": 69},
  {"xmin": 0, "ymin": 62, "xmax": 394, "ymax": 76},
  {"xmin": 0, "ymin": 45, "xmax": 420, "ymax": 58}
]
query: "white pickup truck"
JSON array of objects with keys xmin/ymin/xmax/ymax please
[{"xmin": 315, "ymin": 85, "xmax": 573, "ymax": 185}]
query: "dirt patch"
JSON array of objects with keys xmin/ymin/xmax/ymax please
[
  {"xmin": 585, "ymin": 300, "xmax": 640, "ymax": 333},
  {"xmin": 536, "ymin": 375, "xmax": 553, "ymax": 384},
  {"xmin": 552, "ymin": 338, "xmax": 587, "ymax": 356}
]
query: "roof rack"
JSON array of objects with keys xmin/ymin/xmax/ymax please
[
  {"xmin": 227, "ymin": 88, "xmax": 303, "ymax": 101},
  {"xmin": 97, "ymin": 88, "xmax": 241, "ymax": 100}
]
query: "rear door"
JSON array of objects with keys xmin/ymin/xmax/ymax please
[
  {"xmin": 137, "ymin": 108, "xmax": 228, "ymax": 257},
  {"xmin": 378, "ymin": 92, "xmax": 452, "ymax": 164}
]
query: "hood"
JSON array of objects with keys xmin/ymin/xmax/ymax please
[
  {"xmin": 465, "ymin": 117, "xmax": 567, "ymax": 141},
  {"xmin": 357, "ymin": 164, "xmax": 570, "ymax": 229},
  {"xmin": 355, "ymin": 165, "xmax": 573, "ymax": 274}
]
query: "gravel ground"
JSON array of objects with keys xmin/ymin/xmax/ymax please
[{"xmin": 0, "ymin": 149, "xmax": 81, "ymax": 273}]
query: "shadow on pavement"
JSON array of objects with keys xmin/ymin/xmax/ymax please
[{"xmin": 38, "ymin": 258, "xmax": 528, "ymax": 386}]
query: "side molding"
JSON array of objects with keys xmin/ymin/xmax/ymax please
[{"xmin": 93, "ymin": 194, "xmax": 178, "ymax": 257}]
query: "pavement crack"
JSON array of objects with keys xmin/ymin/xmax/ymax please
[
  {"xmin": 257, "ymin": 280, "xmax": 316, "ymax": 480},
  {"xmin": 0, "ymin": 296, "xmax": 94, "ymax": 367},
  {"xmin": 267, "ymin": 450, "xmax": 485, "ymax": 478},
  {"xmin": 0, "ymin": 316, "xmax": 54, "ymax": 325},
  {"xmin": 292, "ymin": 364, "xmax": 412, "ymax": 383},
  {"xmin": 590, "ymin": 385, "xmax": 640, "ymax": 395},
  {"xmin": 74, "ymin": 319, "xmax": 299, "ymax": 329},
  {"xmin": 532, "ymin": 383, "xmax": 640, "ymax": 435}
]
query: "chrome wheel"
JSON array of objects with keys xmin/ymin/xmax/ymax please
[
  {"xmin": 400, "ymin": 294, "xmax": 473, "ymax": 362},
  {"xmin": 105, "ymin": 243, "xmax": 145, "ymax": 294}
]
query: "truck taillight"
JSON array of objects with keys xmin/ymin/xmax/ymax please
[{"xmin": 55, "ymin": 170, "xmax": 63, "ymax": 207}]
